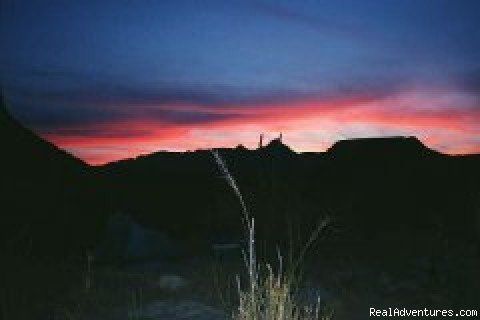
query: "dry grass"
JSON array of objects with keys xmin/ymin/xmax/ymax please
[
  {"xmin": 211, "ymin": 150, "xmax": 332, "ymax": 320},
  {"xmin": 2, "ymin": 150, "xmax": 333, "ymax": 320}
]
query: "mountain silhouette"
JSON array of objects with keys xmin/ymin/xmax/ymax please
[
  {"xmin": 327, "ymin": 136, "xmax": 437, "ymax": 161},
  {"xmin": 100, "ymin": 134, "xmax": 480, "ymax": 253},
  {"xmin": 0, "ymin": 95, "xmax": 106, "ymax": 257},
  {"xmin": 261, "ymin": 136, "xmax": 294, "ymax": 155},
  {"xmin": 2, "ymin": 91, "xmax": 479, "ymax": 257}
]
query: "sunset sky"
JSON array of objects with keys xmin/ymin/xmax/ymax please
[{"xmin": 1, "ymin": 0, "xmax": 479, "ymax": 164}]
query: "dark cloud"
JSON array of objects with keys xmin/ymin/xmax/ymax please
[
  {"xmin": 5, "ymin": 67, "xmax": 402, "ymax": 106},
  {"xmin": 5, "ymin": 82, "xmax": 308, "ymax": 107},
  {"xmin": 41, "ymin": 127, "xmax": 152, "ymax": 139},
  {"xmin": 6, "ymin": 91, "xmax": 244, "ymax": 131},
  {"xmin": 142, "ymin": 108, "xmax": 243, "ymax": 124},
  {"xmin": 246, "ymin": 0, "xmax": 367, "ymax": 40},
  {"xmin": 3, "ymin": 77, "xmax": 401, "ymax": 133},
  {"xmin": 6, "ymin": 99, "xmax": 123, "ymax": 128},
  {"xmin": 460, "ymin": 69, "xmax": 480, "ymax": 95},
  {"xmin": 0, "ymin": 62, "xmax": 413, "ymax": 136}
]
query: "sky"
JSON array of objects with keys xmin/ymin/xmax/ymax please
[{"xmin": 1, "ymin": 0, "xmax": 479, "ymax": 164}]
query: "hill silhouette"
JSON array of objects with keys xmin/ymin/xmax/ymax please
[
  {"xmin": 327, "ymin": 136, "xmax": 438, "ymax": 160},
  {"xmin": 0, "ymin": 95, "xmax": 106, "ymax": 257},
  {"xmin": 100, "ymin": 134, "xmax": 480, "ymax": 254},
  {"xmin": 1, "ymin": 92, "xmax": 479, "ymax": 257}
]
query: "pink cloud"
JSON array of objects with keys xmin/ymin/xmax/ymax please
[{"xmin": 38, "ymin": 88, "xmax": 480, "ymax": 164}]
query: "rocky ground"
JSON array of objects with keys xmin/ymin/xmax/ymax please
[
  {"xmin": 3, "ymin": 219, "xmax": 479, "ymax": 320},
  {"xmin": 49, "ymin": 246, "xmax": 479, "ymax": 320}
]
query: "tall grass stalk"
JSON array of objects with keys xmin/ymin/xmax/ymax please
[{"xmin": 211, "ymin": 150, "xmax": 331, "ymax": 320}]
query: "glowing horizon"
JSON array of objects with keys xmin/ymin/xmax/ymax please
[
  {"xmin": 2, "ymin": 0, "xmax": 479, "ymax": 165},
  {"xmin": 34, "ymin": 87, "xmax": 479, "ymax": 165}
]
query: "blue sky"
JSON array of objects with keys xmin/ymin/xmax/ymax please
[{"xmin": 1, "ymin": 0, "xmax": 479, "ymax": 163}]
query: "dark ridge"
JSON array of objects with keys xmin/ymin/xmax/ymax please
[
  {"xmin": 2, "ymin": 89, "xmax": 479, "ymax": 260},
  {"xmin": 260, "ymin": 137, "xmax": 295, "ymax": 155},
  {"xmin": 327, "ymin": 136, "xmax": 440, "ymax": 160},
  {"xmin": 0, "ymin": 94, "xmax": 107, "ymax": 258},
  {"xmin": 99, "ymin": 131, "xmax": 480, "ymax": 253}
]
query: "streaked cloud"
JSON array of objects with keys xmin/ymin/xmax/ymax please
[
  {"xmin": 1, "ymin": 0, "xmax": 479, "ymax": 164},
  {"xmin": 31, "ymin": 87, "xmax": 479, "ymax": 164}
]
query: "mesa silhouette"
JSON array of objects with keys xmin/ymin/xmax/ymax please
[
  {"xmin": 100, "ymin": 134, "xmax": 480, "ymax": 253},
  {"xmin": 2, "ymin": 93, "xmax": 479, "ymax": 258}
]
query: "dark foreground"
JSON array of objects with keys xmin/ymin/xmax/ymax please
[{"xmin": 1, "ymin": 94, "xmax": 480, "ymax": 319}]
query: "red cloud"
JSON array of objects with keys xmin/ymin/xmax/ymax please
[{"xmin": 38, "ymin": 89, "xmax": 480, "ymax": 165}]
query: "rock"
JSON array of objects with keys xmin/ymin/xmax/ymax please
[
  {"xmin": 212, "ymin": 243, "xmax": 241, "ymax": 251},
  {"xmin": 379, "ymin": 271, "xmax": 392, "ymax": 288},
  {"xmin": 95, "ymin": 213, "xmax": 176, "ymax": 262},
  {"xmin": 157, "ymin": 274, "xmax": 189, "ymax": 290},
  {"xmin": 141, "ymin": 300, "xmax": 227, "ymax": 320},
  {"xmin": 296, "ymin": 286, "xmax": 333, "ymax": 307},
  {"xmin": 212, "ymin": 242, "xmax": 241, "ymax": 259},
  {"xmin": 125, "ymin": 223, "xmax": 172, "ymax": 260}
]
